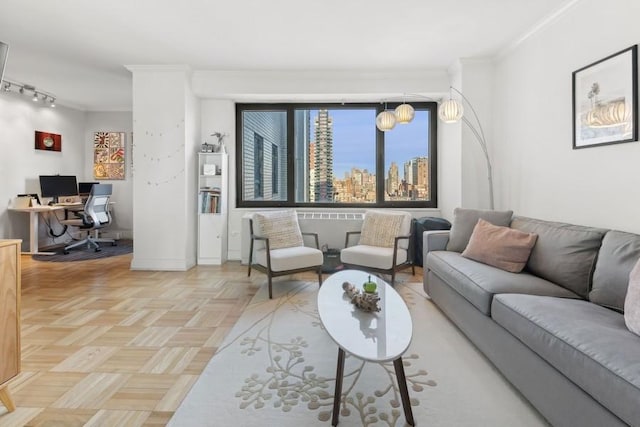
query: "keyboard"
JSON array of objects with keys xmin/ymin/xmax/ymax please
[{"xmin": 54, "ymin": 202, "xmax": 83, "ymax": 207}]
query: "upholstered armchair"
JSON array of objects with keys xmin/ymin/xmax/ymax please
[
  {"xmin": 248, "ymin": 210, "xmax": 324, "ymax": 299},
  {"xmin": 340, "ymin": 210, "xmax": 415, "ymax": 285}
]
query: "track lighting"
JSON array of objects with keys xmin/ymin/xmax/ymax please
[{"xmin": 1, "ymin": 79, "xmax": 57, "ymax": 107}]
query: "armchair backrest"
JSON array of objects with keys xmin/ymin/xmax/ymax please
[
  {"xmin": 251, "ymin": 210, "xmax": 304, "ymax": 250},
  {"xmin": 360, "ymin": 210, "xmax": 412, "ymax": 249},
  {"xmin": 84, "ymin": 184, "xmax": 112, "ymax": 229}
]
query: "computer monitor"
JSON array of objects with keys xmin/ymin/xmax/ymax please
[
  {"xmin": 78, "ymin": 182, "xmax": 99, "ymax": 196},
  {"xmin": 39, "ymin": 175, "xmax": 78, "ymax": 204}
]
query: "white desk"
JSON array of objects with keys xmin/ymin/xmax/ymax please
[{"xmin": 8, "ymin": 205, "xmax": 76, "ymax": 255}]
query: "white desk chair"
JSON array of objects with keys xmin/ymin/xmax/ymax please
[{"xmin": 60, "ymin": 184, "xmax": 116, "ymax": 253}]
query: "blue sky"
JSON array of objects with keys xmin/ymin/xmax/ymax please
[{"xmin": 308, "ymin": 108, "xmax": 430, "ymax": 179}]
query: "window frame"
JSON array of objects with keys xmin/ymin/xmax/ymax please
[{"xmin": 235, "ymin": 102, "xmax": 437, "ymax": 209}]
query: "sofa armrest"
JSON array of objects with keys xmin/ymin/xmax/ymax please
[
  {"xmin": 423, "ymin": 230, "xmax": 450, "ymax": 254},
  {"xmin": 423, "ymin": 230, "xmax": 451, "ymax": 294}
]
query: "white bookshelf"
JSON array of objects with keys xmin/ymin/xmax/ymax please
[{"xmin": 197, "ymin": 152, "xmax": 228, "ymax": 265}]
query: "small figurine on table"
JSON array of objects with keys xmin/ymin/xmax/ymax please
[{"xmin": 342, "ymin": 279, "xmax": 380, "ymax": 313}]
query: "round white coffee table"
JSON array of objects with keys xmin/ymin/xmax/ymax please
[{"xmin": 317, "ymin": 270, "xmax": 414, "ymax": 426}]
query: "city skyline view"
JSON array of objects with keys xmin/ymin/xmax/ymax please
[
  {"xmin": 307, "ymin": 108, "xmax": 431, "ymax": 202},
  {"xmin": 307, "ymin": 108, "xmax": 431, "ymax": 178}
]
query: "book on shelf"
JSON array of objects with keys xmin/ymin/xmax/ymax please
[{"xmin": 199, "ymin": 188, "xmax": 221, "ymax": 214}]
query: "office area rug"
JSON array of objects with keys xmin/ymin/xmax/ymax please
[
  {"xmin": 32, "ymin": 239, "xmax": 133, "ymax": 262},
  {"xmin": 169, "ymin": 280, "xmax": 549, "ymax": 427}
]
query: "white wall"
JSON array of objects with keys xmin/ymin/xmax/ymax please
[
  {"xmin": 458, "ymin": 59, "xmax": 495, "ymax": 210},
  {"xmin": 84, "ymin": 112, "xmax": 133, "ymax": 236},
  {"xmin": 0, "ymin": 91, "xmax": 86, "ymax": 250},
  {"xmin": 493, "ymin": 0, "xmax": 640, "ymax": 233}
]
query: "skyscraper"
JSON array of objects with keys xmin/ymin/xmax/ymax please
[
  {"xmin": 313, "ymin": 109, "xmax": 334, "ymax": 202},
  {"xmin": 387, "ymin": 161, "xmax": 399, "ymax": 196},
  {"xmin": 308, "ymin": 142, "xmax": 316, "ymax": 203}
]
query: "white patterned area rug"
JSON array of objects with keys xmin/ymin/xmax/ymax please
[{"xmin": 169, "ymin": 280, "xmax": 548, "ymax": 427}]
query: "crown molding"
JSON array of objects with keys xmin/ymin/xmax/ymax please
[{"xmin": 496, "ymin": 0, "xmax": 582, "ymax": 60}]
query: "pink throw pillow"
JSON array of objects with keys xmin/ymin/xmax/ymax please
[{"xmin": 462, "ymin": 219, "xmax": 537, "ymax": 273}]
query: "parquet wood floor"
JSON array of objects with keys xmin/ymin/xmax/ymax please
[{"xmin": 0, "ymin": 253, "xmax": 422, "ymax": 426}]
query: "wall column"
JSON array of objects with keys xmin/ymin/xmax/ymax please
[{"xmin": 127, "ymin": 65, "xmax": 199, "ymax": 270}]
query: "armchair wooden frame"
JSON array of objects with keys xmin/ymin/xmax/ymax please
[
  {"xmin": 342, "ymin": 223, "xmax": 415, "ymax": 286},
  {"xmin": 247, "ymin": 219, "xmax": 323, "ymax": 299}
]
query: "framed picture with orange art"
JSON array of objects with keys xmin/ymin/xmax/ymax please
[
  {"xmin": 93, "ymin": 131, "xmax": 126, "ymax": 180},
  {"xmin": 35, "ymin": 131, "xmax": 62, "ymax": 152}
]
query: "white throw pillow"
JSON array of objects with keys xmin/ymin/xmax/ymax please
[
  {"xmin": 359, "ymin": 210, "xmax": 405, "ymax": 248},
  {"xmin": 254, "ymin": 210, "xmax": 303, "ymax": 250},
  {"xmin": 624, "ymin": 258, "xmax": 640, "ymax": 336}
]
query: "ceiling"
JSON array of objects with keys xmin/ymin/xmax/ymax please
[{"xmin": 0, "ymin": 0, "xmax": 575, "ymax": 111}]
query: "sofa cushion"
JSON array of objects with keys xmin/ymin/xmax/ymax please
[
  {"xmin": 425, "ymin": 251, "xmax": 579, "ymax": 315},
  {"xmin": 591, "ymin": 230, "xmax": 640, "ymax": 312},
  {"xmin": 625, "ymin": 258, "xmax": 640, "ymax": 336},
  {"xmin": 462, "ymin": 219, "xmax": 537, "ymax": 273},
  {"xmin": 446, "ymin": 208, "xmax": 513, "ymax": 252},
  {"xmin": 492, "ymin": 294, "xmax": 640, "ymax": 426},
  {"xmin": 510, "ymin": 217, "xmax": 607, "ymax": 298}
]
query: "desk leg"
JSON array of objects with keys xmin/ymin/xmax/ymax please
[
  {"xmin": 0, "ymin": 385, "xmax": 16, "ymax": 412},
  {"xmin": 393, "ymin": 357, "xmax": 415, "ymax": 426},
  {"xmin": 332, "ymin": 347, "xmax": 345, "ymax": 426},
  {"xmin": 25, "ymin": 211, "xmax": 54, "ymax": 255}
]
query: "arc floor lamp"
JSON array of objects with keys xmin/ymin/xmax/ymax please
[{"xmin": 377, "ymin": 87, "xmax": 495, "ymax": 210}]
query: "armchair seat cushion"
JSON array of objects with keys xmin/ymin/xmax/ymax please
[
  {"xmin": 255, "ymin": 246, "xmax": 323, "ymax": 272},
  {"xmin": 341, "ymin": 245, "xmax": 408, "ymax": 270}
]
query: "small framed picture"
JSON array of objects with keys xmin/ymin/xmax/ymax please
[
  {"xmin": 35, "ymin": 131, "xmax": 62, "ymax": 151},
  {"xmin": 572, "ymin": 45, "xmax": 638, "ymax": 149}
]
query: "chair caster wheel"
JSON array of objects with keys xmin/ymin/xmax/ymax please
[
  {"xmin": 112, "ymin": 242, "xmax": 117, "ymax": 246},
  {"xmin": 95, "ymin": 248, "xmax": 101, "ymax": 252},
  {"xmin": 63, "ymin": 251, "xmax": 69, "ymax": 255}
]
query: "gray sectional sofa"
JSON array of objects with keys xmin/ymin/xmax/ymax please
[{"xmin": 423, "ymin": 214, "xmax": 640, "ymax": 427}]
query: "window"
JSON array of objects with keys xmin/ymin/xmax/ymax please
[{"xmin": 236, "ymin": 102, "xmax": 437, "ymax": 208}]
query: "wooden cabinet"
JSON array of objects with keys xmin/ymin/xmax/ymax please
[
  {"xmin": 0, "ymin": 239, "xmax": 20, "ymax": 412},
  {"xmin": 197, "ymin": 153, "xmax": 228, "ymax": 265}
]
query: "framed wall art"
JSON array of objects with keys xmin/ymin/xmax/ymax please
[
  {"xmin": 572, "ymin": 45, "xmax": 638, "ymax": 149},
  {"xmin": 35, "ymin": 131, "xmax": 62, "ymax": 152},
  {"xmin": 94, "ymin": 131, "xmax": 125, "ymax": 179}
]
